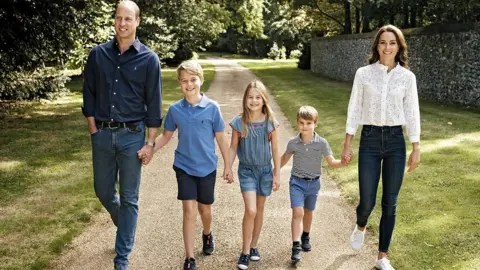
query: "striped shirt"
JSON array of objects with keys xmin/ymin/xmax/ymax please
[{"xmin": 285, "ymin": 132, "xmax": 333, "ymax": 179}]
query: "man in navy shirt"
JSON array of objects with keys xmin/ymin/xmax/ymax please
[{"xmin": 82, "ymin": 1, "xmax": 161, "ymax": 269}]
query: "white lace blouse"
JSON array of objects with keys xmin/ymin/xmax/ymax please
[{"xmin": 346, "ymin": 62, "xmax": 421, "ymax": 142}]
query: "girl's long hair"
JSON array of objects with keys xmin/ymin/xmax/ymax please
[
  {"xmin": 240, "ymin": 80, "xmax": 276, "ymax": 137},
  {"xmin": 368, "ymin": 24, "xmax": 409, "ymax": 69}
]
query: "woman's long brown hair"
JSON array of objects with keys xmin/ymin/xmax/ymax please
[{"xmin": 368, "ymin": 25, "xmax": 409, "ymax": 69}]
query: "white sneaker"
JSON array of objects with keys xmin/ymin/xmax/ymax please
[
  {"xmin": 375, "ymin": 257, "xmax": 395, "ymax": 270},
  {"xmin": 350, "ymin": 225, "xmax": 365, "ymax": 250}
]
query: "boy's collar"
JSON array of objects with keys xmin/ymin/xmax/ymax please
[
  {"xmin": 181, "ymin": 93, "xmax": 209, "ymax": 108},
  {"xmin": 297, "ymin": 132, "xmax": 317, "ymax": 143}
]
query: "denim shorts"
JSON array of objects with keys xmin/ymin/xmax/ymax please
[
  {"xmin": 173, "ymin": 165, "xmax": 216, "ymax": 205},
  {"xmin": 289, "ymin": 175, "xmax": 321, "ymax": 210},
  {"xmin": 238, "ymin": 163, "xmax": 273, "ymax": 196}
]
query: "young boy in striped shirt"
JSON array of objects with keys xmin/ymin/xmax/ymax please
[{"xmin": 280, "ymin": 106, "xmax": 346, "ymax": 264}]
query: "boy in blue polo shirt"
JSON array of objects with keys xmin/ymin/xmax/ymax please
[
  {"xmin": 280, "ymin": 106, "xmax": 345, "ymax": 264},
  {"xmin": 139, "ymin": 60, "xmax": 233, "ymax": 270}
]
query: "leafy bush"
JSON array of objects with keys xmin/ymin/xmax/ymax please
[
  {"xmin": 267, "ymin": 42, "xmax": 286, "ymax": 60},
  {"xmin": 0, "ymin": 69, "xmax": 70, "ymax": 100},
  {"xmin": 289, "ymin": 49, "xmax": 302, "ymax": 59}
]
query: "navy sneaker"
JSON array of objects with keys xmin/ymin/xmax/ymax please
[
  {"xmin": 202, "ymin": 232, "xmax": 215, "ymax": 255},
  {"xmin": 301, "ymin": 234, "xmax": 311, "ymax": 252},
  {"xmin": 237, "ymin": 253, "xmax": 250, "ymax": 269},
  {"xmin": 184, "ymin": 258, "xmax": 196, "ymax": 270},
  {"xmin": 114, "ymin": 263, "xmax": 128, "ymax": 270},
  {"xmin": 291, "ymin": 245, "xmax": 302, "ymax": 263},
  {"xmin": 249, "ymin": 248, "xmax": 260, "ymax": 261}
]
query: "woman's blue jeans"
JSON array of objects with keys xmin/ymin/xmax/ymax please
[
  {"xmin": 91, "ymin": 122, "xmax": 145, "ymax": 265},
  {"xmin": 356, "ymin": 125, "xmax": 406, "ymax": 252}
]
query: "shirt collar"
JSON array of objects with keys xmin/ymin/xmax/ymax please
[
  {"xmin": 375, "ymin": 61, "xmax": 400, "ymax": 72},
  {"xmin": 109, "ymin": 38, "xmax": 141, "ymax": 52},
  {"xmin": 181, "ymin": 94, "xmax": 210, "ymax": 108},
  {"xmin": 295, "ymin": 132, "xmax": 318, "ymax": 143}
]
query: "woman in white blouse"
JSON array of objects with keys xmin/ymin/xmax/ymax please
[{"xmin": 341, "ymin": 25, "xmax": 420, "ymax": 270}]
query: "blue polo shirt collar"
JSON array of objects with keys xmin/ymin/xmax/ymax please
[{"xmin": 181, "ymin": 94, "xmax": 210, "ymax": 108}]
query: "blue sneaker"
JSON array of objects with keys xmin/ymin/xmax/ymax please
[
  {"xmin": 237, "ymin": 253, "xmax": 249, "ymax": 269},
  {"xmin": 249, "ymin": 248, "xmax": 260, "ymax": 261}
]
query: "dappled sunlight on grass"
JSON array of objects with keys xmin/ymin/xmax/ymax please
[
  {"xmin": 0, "ymin": 160, "xmax": 24, "ymax": 172},
  {"xmin": 240, "ymin": 61, "xmax": 480, "ymax": 269}
]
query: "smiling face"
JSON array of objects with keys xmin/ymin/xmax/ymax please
[
  {"xmin": 245, "ymin": 88, "xmax": 265, "ymax": 114},
  {"xmin": 114, "ymin": 2, "xmax": 139, "ymax": 41},
  {"xmin": 297, "ymin": 117, "xmax": 317, "ymax": 137},
  {"xmin": 377, "ymin": 31, "xmax": 399, "ymax": 63},
  {"xmin": 178, "ymin": 70, "xmax": 203, "ymax": 98}
]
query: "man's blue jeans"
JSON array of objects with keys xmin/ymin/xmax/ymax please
[
  {"xmin": 356, "ymin": 125, "xmax": 406, "ymax": 253},
  {"xmin": 91, "ymin": 122, "xmax": 145, "ymax": 265}
]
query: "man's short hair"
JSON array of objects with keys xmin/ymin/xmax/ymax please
[
  {"xmin": 297, "ymin": 106, "xmax": 318, "ymax": 123},
  {"xmin": 176, "ymin": 60, "xmax": 204, "ymax": 81},
  {"xmin": 117, "ymin": 0, "xmax": 140, "ymax": 19}
]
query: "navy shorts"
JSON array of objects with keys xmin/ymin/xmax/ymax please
[{"xmin": 173, "ymin": 165, "xmax": 216, "ymax": 205}]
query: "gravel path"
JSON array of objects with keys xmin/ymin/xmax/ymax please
[{"xmin": 52, "ymin": 59, "xmax": 377, "ymax": 270}]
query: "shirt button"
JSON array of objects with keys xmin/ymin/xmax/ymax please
[
  {"xmin": 114, "ymin": 92, "xmax": 116, "ymax": 95},
  {"xmin": 115, "ymin": 79, "xmax": 118, "ymax": 82},
  {"xmin": 111, "ymin": 119, "xmax": 114, "ymax": 121},
  {"xmin": 112, "ymin": 105, "xmax": 115, "ymax": 108},
  {"xmin": 118, "ymin": 53, "xmax": 120, "ymax": 56},
  {"xmin": 117, "ymin": 66, "xmax": 120, "ymax": 69}
]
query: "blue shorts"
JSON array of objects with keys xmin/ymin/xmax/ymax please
[
  {"xmin": 238, "ymin": 164, "xmax": 273, "ymax": 196},
  {"xmin": 289, "ymin": 175, "xmax": 321, "ymax": 210}
]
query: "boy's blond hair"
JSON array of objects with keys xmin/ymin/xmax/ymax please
[
  {"xmin": 176, "ymin": 60, "xmax": 204, "ymax": 81},
  {"xmin": 297, "ymin": 106, "xmax": 318, "ymax": 123}
]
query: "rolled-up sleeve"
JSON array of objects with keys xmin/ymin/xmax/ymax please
[
  {"xmin": 82, "ymin": 49, "xmax": 97, "ymax": 117},
  {"xmin": 346, "ymin": 68, "xmax": 364, "ymax": 135},
  {"xmin": 404, "ymin": 73, "xmax": 421, "ymax": 142},
  {"xmin": 144, "ymin": 53, "xmax": 162, "ymax": 128}
]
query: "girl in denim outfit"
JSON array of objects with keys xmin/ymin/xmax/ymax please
[{"xmin": 228, "ymin": 80, "xmax": 280, "ymax": 270}]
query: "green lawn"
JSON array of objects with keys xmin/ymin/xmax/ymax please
[
  {"xmin": 239, "ymin": 61, "xmax": 480, "ymax": 270},
  {"xmin": 0, "ymin": 64, "xmax": 215, "ymax": 269}
]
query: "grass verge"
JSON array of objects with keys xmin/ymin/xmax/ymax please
[
  {"xmin": 0, "ymin": 64, "xmax": 214, "ymax": 269},
  {"xmin": 240, "ymin": 61, "xmax": 480, "ymax": 270}
]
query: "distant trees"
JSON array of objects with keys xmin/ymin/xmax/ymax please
[{"xmin": 1, "ymin": 0, "xmax": 478, "ymax": 100}]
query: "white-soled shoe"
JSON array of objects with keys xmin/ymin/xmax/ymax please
[
  {"xmin": 350, "ymin": 225, "xmax": 365, "ymax": 250},
  {"xmin": 375, "ymin": 257, "xmax": 395, "ymax": 270}
]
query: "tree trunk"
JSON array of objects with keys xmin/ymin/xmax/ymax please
[
  {"xmin": 355, "ymin": 5, "xmax": 361, "ymax": 33},
  {"xmin": 362, "ymin": 0, "xmax": 371, "ymax": 32},
  {"xmin": 344, "ymin": 0, "xmax": 352, "ymax": 34},
  {"xmin": 402, "ymin": 1, "xmax": 409, "ymax": 28},
  {"xmin": 411, "ymin": 2, "xmax": 417, "ymax": 27}
]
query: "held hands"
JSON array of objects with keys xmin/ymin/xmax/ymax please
[
  {"xmin": 223, "ymin": 166, "xmax": 234, "ymax": 183},
  {"xmin": 137, "ymin": 145, "xmax": 154, "ymax": 165},
  {"xmin": 341, "ymin": 145, "xmax": 353, "ymax": 165},
  {"xmin": 407, "ymin": 148, "xmax": 420, "ymax": 172},
  {"xmin": 272, "ymin": 172, "xmax": 280, "ymax": 192}
]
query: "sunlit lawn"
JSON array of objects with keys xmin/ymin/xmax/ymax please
[
  {"xmin": 240, "ymin": 61, "xmax": 480, "ymax": 270},
  {"xmin": 0, "ymin": 64, "xmax": 215, "ymax": 269}
]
